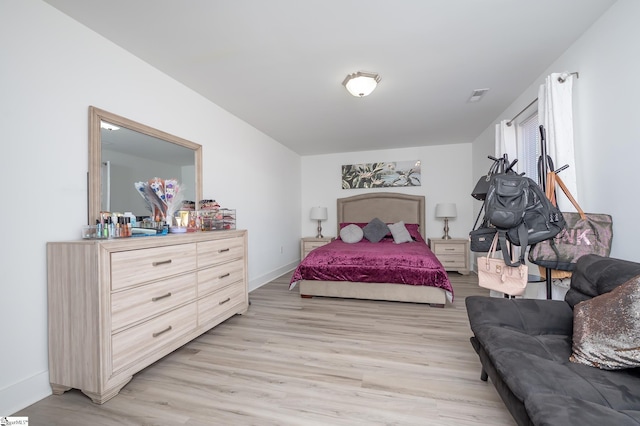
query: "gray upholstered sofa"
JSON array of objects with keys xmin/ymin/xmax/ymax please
[{"xmin": 466, "ymin": 255, "xmax": 640, "ymax": 426}]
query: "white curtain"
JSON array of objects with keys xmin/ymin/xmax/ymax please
[
  {"xmin": 490, "ymin": 120, "xmax": 519, "ymax": 299},
  {"xmin": 495, "ymin": 120, "xmax": 518, "ymax": 172},
  {"xmin": 538, "ymin": 72, "xmax": 578, "ymax": 212}
]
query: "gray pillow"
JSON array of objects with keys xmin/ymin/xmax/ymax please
[
  {"xmin": 388, "ymin": 221, "xmax": 413, "ymax": 244},
  {"xmin": 363, "ymin": 218, "xmax": 389, "ymax": 243},
  {"xmin": 339, "ymin": 224, "xmax": 364, "ymax": 243}
]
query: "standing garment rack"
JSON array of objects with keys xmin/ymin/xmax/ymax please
[
  {"xmin": 538, "ymin": 125, "xmax": 569, "ymax": 299},
  {"xmin": 477, "ymin": 138, "xmax": 567, "ymax": 300}
]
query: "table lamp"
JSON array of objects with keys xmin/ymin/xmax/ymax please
[
  {"xmin": 310, "ymin": 207, "xmax": 328, "ymax": 238},
  {"xmin": 435, "ymin": 203, "xmax": 457, "ymax": 240}
]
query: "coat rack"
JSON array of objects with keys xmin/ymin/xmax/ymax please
[
  {"xmin": 537, "ymin": 125, "xmax": 569, "ymax": 299},
  {"xmin": 477, "ymin": 137, "xmax": 568, "ymax": 300}
]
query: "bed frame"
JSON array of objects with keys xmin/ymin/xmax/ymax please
[{"xmin": 298, "ymin": 192, "xmax": 448, "ymax": 307}]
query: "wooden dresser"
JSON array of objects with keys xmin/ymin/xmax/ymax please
[{"xmin": 47, "ymin": 230, "xmax": 248, "ymax": 404}]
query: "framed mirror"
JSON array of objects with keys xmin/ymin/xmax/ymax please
[{"xmin": 88, "ymin": 106, "xmax": 202, "ymax": 224}]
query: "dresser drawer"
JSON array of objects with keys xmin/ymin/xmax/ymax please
[
  {"xmin": 437, "ymin": 254, "xmax": 466, "ymax": 268},
  {"xmin": 111, "ymin": 244, "xmax": 197, "ymax": 291},
  {"xmin": 197, "ymin": 259, "xmax": 244, "ymax": 296},
  {"xmin": 306, "ymin": 241, "xmax": 329, "ymax": 251},
  {"xmin": 111, "ymin": 272, "xmax": 197, "ymax": 332},
  {"xmin": 197, "ymin": 237, "xmax": 244, "ymax": 268},
  {"xmin": 197, "ymin": 282, "xmax": 245, "ymax": 327},
  {"xmin": 433, "ymin": 244, "xmax": 465, "ymax": 255},
  {"xmin": 303, "ymin": 246, "xmax": 322, "ymax": 258},
  {"xmin": 111, "ymin": 303, "xmax": 197, "ymax": 373}
]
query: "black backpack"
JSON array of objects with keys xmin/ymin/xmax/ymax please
[
  {"xmin": 485, "ymin": 173, "xmax": 529, "ymax": 230},
  {"xmin": 485, "ymin": 173, "xmax": 565, "ymax": 266}
]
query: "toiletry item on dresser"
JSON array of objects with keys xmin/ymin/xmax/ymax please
[
  {"xmin": 117, "ymin": 216, "xmax": 130, "ymax": 237},
  {"xmin": 84, "ymin": 212, "xmax": 134, "ymax": 239},
  {"xmin": 107, "ymin": 216, "xmax": 114, "ymax": 237},
  {"xmin": 82, "ymin": 224, "xmax": 102, "ymax": 239},
  {"xmin": 181, "ymin": 200, "xmax": 196, "ymax": 211},
  {"xmin": 199, "ymin": 199, "xmax": 220, "ymax": 210},
  {"xmin": 131, "ymin": 227, "xmax": 157, "ymax": 236},
  {"xmin": 123, "ymin": 212, "xmax": 137, "ymax": 228}
]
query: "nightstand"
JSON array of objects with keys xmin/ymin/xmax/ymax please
[
  {"xmin": 300, "ymin": 237, "xmax": 334, "ymax": 260},
  {"xmin": 428, "ymin": 238, "xmax": 470, "ymax": 275}
]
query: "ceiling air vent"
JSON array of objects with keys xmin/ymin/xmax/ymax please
[{"xmin": 468, "ymin": 88, "xmax": 490, "ymax": 103}]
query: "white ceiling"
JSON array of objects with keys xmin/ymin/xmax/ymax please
[{"xmin": 43, "ymin": 0, "xmax": 616, "ymax": 155}]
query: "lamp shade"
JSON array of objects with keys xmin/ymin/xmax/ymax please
[
  {"xmin": 342, "ymin": 71, "xmax": 381, "ymax": 97},
  {"xmin": 310, "ymin": 206, "xmax": 328, "ymax": 221},
  {"xmin": 435, "ymin": 203, "xmax": 457, "ymax": 218}
]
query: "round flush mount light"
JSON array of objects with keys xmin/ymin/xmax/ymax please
[{"xmin": 342, "ymin": 71, "xmax": 381, "ymax": 97}]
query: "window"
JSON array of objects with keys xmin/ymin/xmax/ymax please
[{"xmin": 516, "ymin": 112, "xmax": 541, "ymax": 183}]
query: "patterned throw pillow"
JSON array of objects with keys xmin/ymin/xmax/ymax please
[
  {"xmin": 570, "ymin": 274, "xmax": 640, "ymax": 370},
  {"xmin": 339, "ymin": 224, "xmax": 363, "ymax": 243},
  {"xmin": 362, "ymin": 218, "xmax": 389, "ymax": 243},
  {"xmin": 388, "ymin": 221, "xmax": 413, "ymax": 244}
]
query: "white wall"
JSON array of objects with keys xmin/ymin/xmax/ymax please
[
  {"xmin": 4, "ymin": 0, "xmax": 637, "ymax": 415},
  {"xmin": 472, "ymin": 0, "xmax": 639, "ymax": 264},
  {"xmin": 301, "ymin": 144, "xmax": 474, "ymax": 241},
  {"xmin": 0, "ymin": 0, "xmax": 301, "ymax": 414}
]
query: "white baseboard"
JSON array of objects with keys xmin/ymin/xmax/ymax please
[
  {"xmin": 0, "ymin": 370, "xmax": 51, "ymax": 416},
  {"xmin": 248, "ymin": 261, "xmax": 298, "ymax": 292}
]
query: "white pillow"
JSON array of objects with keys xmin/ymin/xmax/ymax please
[
  {"xmin": 340, "ymin": 224, "xmax": 364, "ymax": 243},
  {"xmin": 388, "ymin": 221, "xmax": 413, "ymax": 244}
]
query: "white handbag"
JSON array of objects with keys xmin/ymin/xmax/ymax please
[{"xmin": 478, "ymin": 233, "xmax": 528, "ymax": 296}]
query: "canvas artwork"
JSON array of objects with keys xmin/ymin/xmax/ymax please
[{"xmin": 342, "ymin": 160, "xmax": 421, "ymax": 189}]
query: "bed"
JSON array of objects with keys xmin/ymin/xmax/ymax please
[{"xmin": 289, "ymin": 192, "xmax": 453, "ymax": 307}]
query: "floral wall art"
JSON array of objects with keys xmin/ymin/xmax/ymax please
[{"xmin": 341, "ymin": 160, "xmax": 421, "ymax": 189}]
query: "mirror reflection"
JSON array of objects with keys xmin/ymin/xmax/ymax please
[
  {"xmin": 100, "ymin": 123, "xmax": 196, "ymax": 215},
  {"xmin": 88, "ymin": 106, "xmax": 202, "ymax": 224}
]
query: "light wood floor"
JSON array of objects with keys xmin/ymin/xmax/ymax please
[{"xmin": 17, "ymin": 272, "xmax": 515, "ymax": 425}]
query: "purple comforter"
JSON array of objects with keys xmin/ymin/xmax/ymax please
[{"xmin": 289, "ymin": 238, "xmax": 453, "ymax": 299}]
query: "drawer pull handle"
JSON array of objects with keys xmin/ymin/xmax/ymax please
[
  {"xmin": 444, "ymin": 248, "xmax": 456, "ymax": 251},
  {"xmin": 152, "ymin": 325, "xmax": 172, "ymax": 338},
  {"xmin": 219, "ymin": 273, "xmax": 231, "ymax": 279},
  {"xmin": 219, "ymin": 297, "xmax": 231, "ymax": 305},
  {"xmin": 152, "ymin": 292, "xmax": 172, "ymax": 302},
  {"xmin": 218, "ymin": 248, "xmax": 230, "ymax": 253},
  {"xmin": 152, "ymin": 259, "xmax": 172, "ymax": 267}
]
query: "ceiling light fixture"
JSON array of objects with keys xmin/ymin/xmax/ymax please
[{"xmin": 342, "ymin": 71, "xmax": 381, "ymax": 97}]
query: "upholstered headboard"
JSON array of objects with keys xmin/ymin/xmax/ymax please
[{"xmin": 336, "ymin": 192, "xmax": 426, "ymax": 239}]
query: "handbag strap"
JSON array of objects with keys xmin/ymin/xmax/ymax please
[
  {"xmin": 486, "ymin": 232, "xmax": 500, "ymax": 269},
  {"xmin": 547, "ymin": 172, "xmax": 587, "ymax": 220},
  {"xmin": 545, "ymin": 171, "xmax": 557, "ymax": 205},
  {"xmin": 472, "ymin": 200, "xmax": 486, "ymax": 230},
  {"xmin": 498, "ymin": 229, "xmax": 524, "ymax": 267},
  {"xmin": 483, "ymin": 159, "xmax": 500, "ymax": 181}
]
